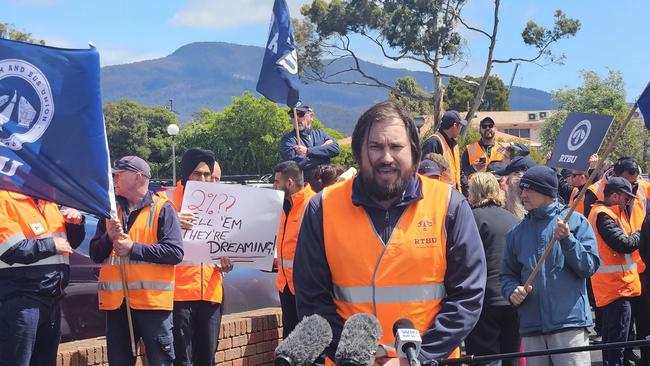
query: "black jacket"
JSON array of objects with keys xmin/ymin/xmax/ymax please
[
  {"xmin": 421, "ymin": 130, "xmax": 469, "ymax": 194},
  {"xmin": 472, "ymin": 204, "xmax": 519, "ymax": 307}
]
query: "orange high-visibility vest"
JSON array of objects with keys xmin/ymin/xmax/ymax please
[
  {"xmin": 588, "ymin": 204, "xmax": 641, "ymax": 307},
  {"xmin": 587, "ymin": 178, "xmax": 607, "ymax": 202},
  {"xmin": 277, "ymin": 185, "xmax": 316, "ymax": 294},
  {"xmin": 628, "ymin": 180, "xmax": 649, "ymax": 273},
  {"xmin": 569, "ymin": 187, "xmax": 585, "ymax": 216},
  {"xmin": 322, "ymin": 177, "xmax": 460, "ymax": 362},
  {"xmin": 98, "ymin": 197, "xmax": 176, "ymax": 310},
  {"xmin": 465, "ymin": 142, "xmax": 503, "ymax": 166},
  {"xmin": 156, "ymin": 183, "xmax": 224, "ymax": 303},
  {"xmin": 434, "ymin": 132, "xmax": 461, "ymax": 192},
  {"xmin": 0, "ymin": 191, "xmax": 68, "ymax": 269}
]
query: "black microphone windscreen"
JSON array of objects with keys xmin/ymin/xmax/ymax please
[
  {"xmin": 274, "ymin": 314, "xmax": 333, "ymax": 366},
  {"xmin": 393, "ymin": 318, "xmax": 415, "ymax": 335},
  {"xmin": 335, "ymin": 313, "xmax": 382, "ymax": 366}
]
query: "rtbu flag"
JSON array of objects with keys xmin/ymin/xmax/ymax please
[
  {"xmin": 0, "ymin": 39, "xmax": 111, "ymax": 217},
  {"xmin": 637, "ymin": 82, "xmax": 650, "ymax": 131},
  {"xmin": 256, "ymin": 0, "xmax": 300, "ymax": 107}
]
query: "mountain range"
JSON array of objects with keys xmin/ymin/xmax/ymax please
[{"xmin": 100, "ymin": 41, "xmax": 558, "ymax": 135}]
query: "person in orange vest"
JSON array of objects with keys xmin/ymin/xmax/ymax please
[
  {"xmin": 90, "ymin": 156, "xmax": 183, "ymax": 366},
  {"xmin": 294, "ymin": 101, "xmax": 486, "ymax": 365},
  {"xmin": 421, "ymin": 110, "xmax": 467, "ymax": 193},
  {"xmin": 588, "ymin": 177, "xmax": 642, "ymax": 366},
  {"xmin": 162, "ymin": 148, "xmax": 233, "ymax": 366},
  {"xmin": 461, "ymin": 117, "xmax": 503, "ymax": 178},
  {"xmin": 272, "ymin": 161, "xmax": 316, "ymax": 338},
  {"xmin": 0, "ymin": 192, "xmax": 84, "ymax": 366},
  {"xmin": 567, "ymin": 170, "xmax": 588, "ymax": 215}
]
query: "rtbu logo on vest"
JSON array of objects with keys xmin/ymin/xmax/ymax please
[
  {"xmin": 0, "ymin": 39, "xmax": 112, "ymax": 218},
  {"xmin": 548, "ymin": 112, "xmax": 614, "ymax": 171}
]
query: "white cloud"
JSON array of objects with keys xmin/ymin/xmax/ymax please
[
  {"xmin": 170, "ymin": 0, "xmax": 310, "ymax": 30},
  {"xmin": 99, "ymin": 46, "xmax": 162, "ymax": 66}
]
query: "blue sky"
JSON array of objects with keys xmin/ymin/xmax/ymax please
[{"xmin": 5, "ymin": 0, "xmax": 648, "ymax": 100}]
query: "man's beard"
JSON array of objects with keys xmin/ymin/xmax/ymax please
[
  {"xmin": 482, "ymin": 131, "xmax": 494, "ymax": 140},
  {"xmin": 364, "ymin": 163, "xmax": 411, "ymax": 202}
]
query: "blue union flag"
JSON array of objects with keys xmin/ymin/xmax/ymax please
[
  {"xmin": 256, "ymin": 0, "xmax": 300, "ymax": 107},
  {"xmin": 0, "ymin": 38, "xmax": 112, "ymax": 217}
]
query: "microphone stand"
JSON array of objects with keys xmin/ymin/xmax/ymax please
[{"xmin": 426, "ymin": 339, "xmax": 650, "ymax": 365}]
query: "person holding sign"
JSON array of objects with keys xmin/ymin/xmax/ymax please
[
  {"xmin": 90, "ymin": 156, "xmax": 183, "ymax": 366},
  {"xmin": 0, "ymin": 193, "xmax": 85, "ymax": 366},
  {"xmin": 294, "ymin": 101, "xmax": 486, "ymax": 365},
  {"xmin": 158, "ymin": 148, "xmax": 233, "ymax": 366},
  {"xmin": 500, "ymin": 165, "xmax": 599, "ymax": 366},
  {"xmin": 588, "ymin": 177, "xmax": 642, "ymax": 366},
  {"xmin": 273, "ymin": 160, "xmax": 316, "ymax": 338},
  {"xmin": 461, "ymin": 117, "xmax": 503, "ymax": 177}
]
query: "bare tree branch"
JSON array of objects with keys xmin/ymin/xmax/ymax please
[
  {"xmin": 456, "ymin": 14, "xmax": 492, "ymax": 39},
  {"xmin": 492, "ymin": 35, "xmax": 558, "ymax": 64}
]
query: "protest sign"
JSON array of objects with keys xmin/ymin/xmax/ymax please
[
  {"xmin": 180, "ymin": 181, "xmax": 284, "ymax": 271},
  {"xmin": 548, "ymin": 112, "xmax": 613, "ymax": 171}
]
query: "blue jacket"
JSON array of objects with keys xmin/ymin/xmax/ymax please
[
  {"xmin": 294, "ymin": 175, "xmax": 486, "ymax": 361},
  {"xmin": 500, "ymin": 201, "xmax": 600, "ymax": 336},
  {"xmin": 279, "ymin": 128, "xmax": 340, "ymax": 181}
]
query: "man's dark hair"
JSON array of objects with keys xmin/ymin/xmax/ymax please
[
  {"xmin": 351, "ymin": 100, "xmax": 420, "ymax": 166},
  {"xmin": 273, "ymin": 161, "xmax": 304, "ymax": 187},
  {"xmin": 613, "ymin": 157, "xmax": 640, "ymax": 176}
]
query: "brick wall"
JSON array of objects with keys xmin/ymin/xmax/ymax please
[{"xmin": 56, "ymin": 307, "xmax": 283, "ymax": 366}]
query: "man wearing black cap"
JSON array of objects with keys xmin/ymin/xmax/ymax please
[
  {"xmin": 157, "ymin": 148, "xmax": 233, "ymax": 366},
  {"xmin": 501, "ymin": 165, "xmax": 599, "ymax": 366},
  {"xmin": 588, "ymin": 177, "xmax": 642, "ymax": 366},
  {"xmin": 495, "ymin": 156, "xmax": 536, "ymax": 195},
  {"xmin": 462, "ymin": 117, "xmax": 503, "ymax": 177},
  {"xmin": 90, "ymin": 156, "xmax": 184, "ymax": 366},
  {"xmin": 421, "ymin": 110, "xmax": 467, "ymax": 192},
  {"xmin": 279, "ymin": 103, "xmax": 340, "ymax": 185}
]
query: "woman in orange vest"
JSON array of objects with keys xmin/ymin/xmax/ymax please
[
  {"xmin": 90, "ymin": 156, "xmax": 183, "ymax": 366},
  {"xmin": 588, "ymin": 177, "xmax": 642, "ymax": 366},
  {"xmin": 294, "ymin": 101, "xmax": 486, "ymax": 365}
]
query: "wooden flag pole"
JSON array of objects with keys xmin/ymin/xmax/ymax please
[
  {"xmin": 524, "ymin": 103, "xmax": 640, "ymax": 289},
  {"xmin": 119, "ymin": 255, "xmax": 138, "ymax": 357},
  {"xmin": 293, "ymin": 107, "xmax": 302, "ymax": 146}
]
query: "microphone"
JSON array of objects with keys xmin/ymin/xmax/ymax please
[
  {"xmin": 335, "ymin": 313, "xmax": 382, "ymax": 366},
  {"xmin": 274, "ymin": 314, "xmax": 333, "ymax": 366},
  {"xmin": 393, "ymin": 319, "xmax": 422, "ymax": 366}
]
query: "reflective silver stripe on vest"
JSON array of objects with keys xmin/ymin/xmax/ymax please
[
  {"xmin": 98, "ymin": 280, "xmax": 174, "ymax": 291},
  {"xmin": 0, "ymin": 254, "xmax": 69, "ymax": 269},
  {"xmin": 278, "ymin": 259, "xmax": 293, "ymax": 268},
  {"xmin": 147, "ymin": 198, "xmax": 159, "ymax": 228},
  {"xmin": 102, "ymin": 256, "xmax": 158, "ymax": 266},
  {"xmin": 333, "ymin": 283, "xmax": 446, "ymax": 304},
  {"xmin": 597, "ymin": 253, "xmax": 637, "ymax": 274},
  {"xmin": 0, "ymin": 232, "xmax": 27, "ymax": 256}
]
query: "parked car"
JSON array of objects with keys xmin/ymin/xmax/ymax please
[{"xmin": 60, "ymin": 211, "xmax": 280, "ymax": 342}]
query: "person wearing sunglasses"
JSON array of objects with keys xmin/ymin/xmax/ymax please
[
  {"xmin": 461, "ymin": 117, "xmax": 503, "ymax": 179},
  {"xmin": 279, "ymin": 103, "xmax": 341, "ymax": 186},
  {"xmin": 421, "ymin": 110, "xmax": 467, "ymax": 193}
]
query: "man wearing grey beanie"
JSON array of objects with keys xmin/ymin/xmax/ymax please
[{"xmin": 501, "ymin": 165, "xmax": 600, "ymax": 366}]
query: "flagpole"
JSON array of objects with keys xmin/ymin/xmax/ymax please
[
  {"xmin": 524, "ymin": 102, "xmax": 641, "ymax": 289},
  {"xmin": 293, "ymin": 107, "xmax": 302, "ymax": 146}
]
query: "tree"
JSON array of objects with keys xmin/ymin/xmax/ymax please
[
  {"xmin": 539, "ymin": 70, "xmax": 648, "ymax": 165},
  {"xmin": 389, "ymin": 76, "xmax": 433, "ymax": 116},
  {"xmin": 296, "ymin": 1, "xmax": 579, "ymax": 132},
  {"xmin": 0, "ymin": 23, "xmax": 45, "ymax": 44},
  {"xmin": 104, "ymin": 100, "xmax": 177, "ymax": 178},
  {"xmin": 445, "ymin": 75, "xmax": 510, "ymax": 112},
  {"xmin": 179, "ymin": 92, "xmax": 351, "ymax": 176}
]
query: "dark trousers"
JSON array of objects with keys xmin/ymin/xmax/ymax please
[
  {"xmin": 0, "ymin": 296, "xmax": 61, "ymax": 366},
  {"xmin": 279, "ymin": 286, "xmax": 299, "ymax": 338},
  {"xmin": 106, "ymin": 301, "xmax": 174, "ymax": 366},
  {"xmin": 464, "ymin": 305, "xmax": 521, "ymax": 366},
  {"xmin": 172, "ymin": 300, "xmax": 222, "ymax": 366},
  {"xmin": 631, "ymin": 294, "xmax": 650, "ymax": 365},
  {"xmin": 587, "ymin": 278, "xmax": 603, "ymax": 336},
  {"xmin": 601, "ymin": 298, "xmax": 632, "ymax": 366}
]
